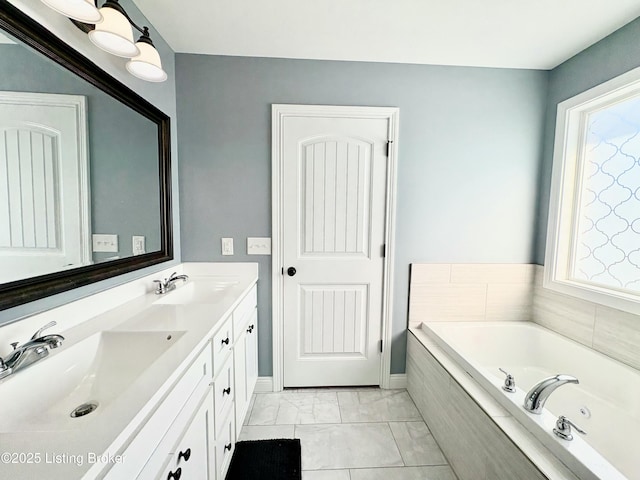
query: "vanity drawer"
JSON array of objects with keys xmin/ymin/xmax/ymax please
[
  {"xmin": 214, "ymin": 409, "xmax": 235, "ymax": 480},
  {"xmin": 212, "ymin": 315, "xmax": 233, "ymax": 374},
  {"xmin": 212, "ymin": 354, "xmax": 234, "ymax": 436},
  {"xmin": 232, "ymin": 284, "xmax": 257, "ymax": 336}
]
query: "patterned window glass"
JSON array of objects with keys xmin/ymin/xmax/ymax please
[{"xmin": 572, "ymin": 94, "xmax": 640, "ymax": 292}]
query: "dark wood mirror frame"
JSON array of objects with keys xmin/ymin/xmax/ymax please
[{"xmin": 0, "ymin": 2, "xmax": 173, "ymax": 311}]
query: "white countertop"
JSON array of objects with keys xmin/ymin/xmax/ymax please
[{"xmin": 0, "ymin": 262, "xmax": 258, "ymax": 480}]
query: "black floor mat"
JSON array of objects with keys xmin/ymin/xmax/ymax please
[{"xmin": 225, "ymin": 439, "xmax": 302, "ymax": 480}]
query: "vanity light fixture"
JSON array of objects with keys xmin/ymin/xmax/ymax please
[
  {"xmin": 40, "ymin": 0, "xmax": 102, "ymax": 24},
  {"xmin": 88, "ymin": 2, "xmax": 139, "ymax": 57},
  {"xmin": 126, "ymin": 28, "xmax": 168, "ymax": 82},
  {"xmin": 40, "ymin": 0, "xmax": 167, "ymax": 82}
]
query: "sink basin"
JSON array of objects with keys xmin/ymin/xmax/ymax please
[
  {"xmin": 153, "ymin": 280, "xmax": 238, "ymax": 305},
  {"xmin": 0, "ymin": 330, "xmax": 185, "ymax": 432}
]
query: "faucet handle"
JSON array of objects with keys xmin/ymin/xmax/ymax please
[
  {"xmin": 31, "ymin": 321, "xmax": 57, "ymax": 340},
  {"xmin": 0, "ymin": 357, "xmax": 11, "ymax": 379},
  {"xmin": 499, "ymin": 368, "xmax": 516, "ymax": 393},
  {"xmin": 10, "ymin": 342, "xmax": 19, "ymax": 350},
  {"xmin": 553, "ymin": 415, "xmax": 586, "ymax": 441}
]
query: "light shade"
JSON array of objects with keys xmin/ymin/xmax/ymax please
[
  {"xmin": 126, "ymin": 42, "xmax": 167, "ymax": 82},
  {"xmin": 40, "ymin": 0, "xmax": 103, "ymax": 24},
  {"xmin": 88, "ymin": 7, "xmax": 139, "ymax": 58}
]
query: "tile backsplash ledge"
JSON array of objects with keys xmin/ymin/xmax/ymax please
[
  {"xmin": 532, "ymin": 265, "xmax": 640, "ymax": 371},
  {"xmin": 409, "ymin": 263, "xmax": 640, "ymax": 371}
]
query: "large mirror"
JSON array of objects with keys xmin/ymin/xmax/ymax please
[{"xmin": 0, "ymin": 3, "xmax": 172, "ymax": 311}]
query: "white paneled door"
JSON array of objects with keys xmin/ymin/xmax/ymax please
[
  {"xmin": 281, "ymin": 110, "xmax": 391, "ymax": 387},
  {"xmin": 0, "ymin": 92, "xmax": 89, "ymax": 283}
]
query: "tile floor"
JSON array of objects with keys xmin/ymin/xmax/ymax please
[{"xmin": 237, "ymin": 387, "xmax": 458, "ymax": 480}]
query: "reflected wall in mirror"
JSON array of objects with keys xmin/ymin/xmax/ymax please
[{"xmin": 0, "ymin": 3, "xmax": 172, "ymax": 310}]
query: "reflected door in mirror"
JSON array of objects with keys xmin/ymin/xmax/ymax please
[{"xmin": 0, "ymin": 91, "xmax": 90, "ymax": 283}]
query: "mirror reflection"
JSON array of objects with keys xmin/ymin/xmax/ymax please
[{"xmin": 0, "ymin": 28, "xmax": 160, "ymax": 284}]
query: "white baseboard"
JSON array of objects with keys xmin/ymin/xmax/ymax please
[
  {"xmin": 254, "ymin": 375, "xmax": 405, "ymax": 392},
  {"xmin": 388, "ymin": 373, "xmax": 407, "ymax": 389},
  {"xmin": 255, "ymin": 376, "xmax": 274, "ymax": 392}
]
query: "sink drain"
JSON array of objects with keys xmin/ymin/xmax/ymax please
[{"xmin": 70, "ymin": 402, "xmax": 99, "ymax": 418}]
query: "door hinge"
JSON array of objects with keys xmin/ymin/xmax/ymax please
[
  {"xmin": 381, "ymin": 244, "xmax": 386, "ymax": 258},
  {"xmin": 379, "ymin": 339, "xmax": 383, "ymax": 353},
  {"xmin": 386, "ymin": 140, "xmax": 393, "ymax": 157}
]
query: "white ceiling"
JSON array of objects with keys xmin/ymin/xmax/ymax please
[{"xmin": 132, "ymin": 0, "xmax": 640, "ymax": 70}]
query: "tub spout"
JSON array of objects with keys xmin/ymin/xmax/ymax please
[{"xmin": 523, "ymin": 374, "xmax": 579, "ymax": 414}]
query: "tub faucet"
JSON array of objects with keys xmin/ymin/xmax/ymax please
[
  {"xmin": 523, "ymin": 374, "xmax": 579, "ymax": 414},
  {"xmin": 154, "ymin": 272, "xmax": 189, "ymax": 294},
  {"xmin": 0, "ymin": 321, "xmax": 64, "ymax": 379}
]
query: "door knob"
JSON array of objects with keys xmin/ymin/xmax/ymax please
[{"xmin": 287, "ymin": 267, "xmax": 297, "ymax": 276}]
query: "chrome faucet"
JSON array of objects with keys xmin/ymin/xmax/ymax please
[
  {"xmin": 553, "ymin": 415, "xmax": 586, "ymax": 441},
  {"xmin": 0, "ymin": 321, "xmax": 64, "ymax": 379},
  {"xmin": 523, "ymin": 374, "xmax": 579, "ymax": 414},
  {"xmin": 154, "ymin": 272, "xmax": 189, "ymax": 294}
]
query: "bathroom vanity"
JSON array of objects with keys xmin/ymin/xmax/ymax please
[{"xmin": 0, "ymin": 262, "xmax": 259, "ymax": 480}]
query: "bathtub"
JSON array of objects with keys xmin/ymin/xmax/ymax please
[{"xmin": 414, "ymin": 321, "xmax": 639, "ymax": 480}]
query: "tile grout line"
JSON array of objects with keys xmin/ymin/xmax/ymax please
[{"xmin": 386, "ymin": 420, "xmax": 407, "ymax": 467}]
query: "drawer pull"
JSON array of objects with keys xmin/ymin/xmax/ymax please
[
  {"xmin": 223, "ymin": 387, "xmax": 231, "ymax": 395},
  {"xmin": 221, "ymin": 337, "xmax": 230, "ymax": 346},
  {"xmin": 247, "ymin": 324, "xmax": 254, "ymax": 333},
  {"xmin": 224, "ymin": 443, "xmax": 232, "ymax": 452},
  {"xmin": 167, "ymin": 467, "xmax": 182, "ymax": 480},
  {"xmin": 178, "ymin": 448, "xmax": 191, "ymax": 463}
]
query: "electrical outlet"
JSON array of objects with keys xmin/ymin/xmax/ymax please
[
  {"xmin": 221, "ymin": 237, "xmax": 234, "ymax": 255},
  {"xmin": 247, "ymin": 237, "xmax": 271, "ymax": 255},
  {"xmin": 132, "ymin": 235, "xmax": 145, "ymax": 255},
  {"xmin": 92, "ymin": 234, "xmax": 118, "ymax": 252}
]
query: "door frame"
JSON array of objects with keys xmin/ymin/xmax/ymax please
[{"xmin": 271, "ymin": 104, "xmax": 399, "ymax": 391}]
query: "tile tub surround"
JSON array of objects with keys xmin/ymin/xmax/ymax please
[
  {"xmin": 406, "ymin": 330, "xmax": 580, "ymax": 480},
  {"xmin": 238, "ymin": 388, "xmax": 457, "ymax": 479},
  {"xmin": 0, "ymin": 262, "xmax": 258, "ymax": 480},
  {"xmin": 408, "ymin": 264, "xmax": 535, "ymax": 326},
  {"xmin": 410, "ymin": 263, "xmax": 640, "ymax": 372},
  {"xmin": 533, "ymin": 265, "xmax": 640, "ymax": 371}
]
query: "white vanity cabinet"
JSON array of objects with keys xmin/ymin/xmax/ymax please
[
  {"xmin": 104, "ymin": 342, "xmax": 214, "ymax": 480},
  {"xmin": 232, "ymin": 285, "xmax": 258, "ymax": 435},
  {"xmin": 102, "ymin": 280, "xmax": 258, "ymax": 480}
]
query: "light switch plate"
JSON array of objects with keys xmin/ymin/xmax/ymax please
[
  {"xmin": 247, "ymin": 237, "xmax": 271, "ymax": 255},
  {"xmin": 92, "ymin": 234, "xmax": 118, "ymax": 252},
  {"xmin": 132, "ymin": 235, "xmax": 145, "ymax": 255},
  {"xmin": 221, "ymin": 237, "xmax": 234, "ymax": 255}
]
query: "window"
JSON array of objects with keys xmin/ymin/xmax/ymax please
[{"xmin": 545, "ymin": 67, "xmax": 640, "ymax": 314}]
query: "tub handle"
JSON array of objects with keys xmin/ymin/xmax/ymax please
[
  {"xmin": 498, "ymin": 368, "xmax": 516, "ymax": 393},
  {"xmin": 553, "ymin": 415, "xmax": 586, "ymax": 441}
]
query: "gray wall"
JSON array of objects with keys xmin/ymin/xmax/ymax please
[
  {"xmin": 176, "ymin": 55, "xmax": 549, "ymax": 375},
  {"xmin": 534, "ymin": 16, "xmax": 640, "ymax": 264},
  {"xmin": 0, "ymin": 0, "xmax": 180, "ymax": 325}
]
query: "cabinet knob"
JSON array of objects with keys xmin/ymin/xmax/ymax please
[
  {"xmin": 247, "ymin": 324, "xmax": 254, "ymax": 333},
  {"xmin": 167, "ymin": 467, "xmax": 182, "ymax": 480},
  {"xmin": 223, "ymin": 387, "xmax": 231, "ymax": 396},
  {"xmin": 221, "ymin": 337, "xmax": 230, "ymax": 345},
  {"xmin": 178, "ymin": 448, "xmax": 191, "ymax": 463},
  {"xmin": 224, "ymin": 443, "xmax": 232, "ymax": 452}
]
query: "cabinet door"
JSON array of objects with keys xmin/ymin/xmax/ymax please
[
  {"xmin": 159, "ymin": 388, "xmax": 213, "ymax": 480},
  {"xmin": 245, "ymin": 309, "xmax": 258, "ymax": 399},
  {"xmin": 234, "ymin": 328, "xmax": 248, "ymax": 433}
]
